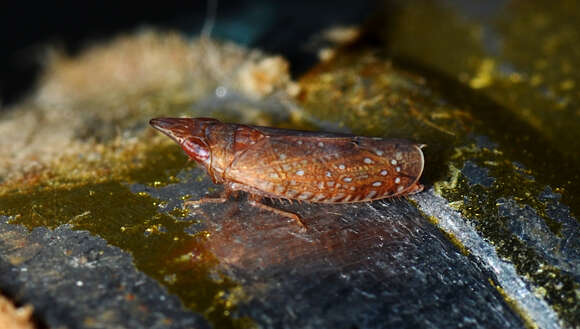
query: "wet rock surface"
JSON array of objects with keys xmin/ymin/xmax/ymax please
[{"xmin": 0, "ymin": 219, "xmax": 209, "ymax": 329}]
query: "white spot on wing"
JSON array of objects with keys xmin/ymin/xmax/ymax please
[
  {"xmin": 298, "ymin": 192, "xmax": 312, "ymax": 200},
  {"xmin": 391, "ymin": 159, "xmax": 397, "ymax": 165},
  {"xmin": 375, "ymin": 150, "xmax": 384, "ymax": 156},
  {"xmin": 312, "ymin": 193, "xmax": 326, "ymax": 201},
  {"xmin": 396, "ymin": 166, "xmax": 401, "ymax": 172},
  {"xmin": 330, "ymin": 193, "xmax": 345, "ymax": 202},
  {"xmin": 296, "ymin": 170, "xmax": 305, "ymax": 176},
  {"xmin": 343, "ymin": 177, "xmax": 352, "ymax": 182},
  {"xmin": 380, "ymin": 170, "xmax": 388, "ymax": 176},
  {"xmin": 364, "ymin": 158, "xmax": 373, "ymax": 164},
  {"xmin": 279, "ymin": 153, "xmax": 287, "ymax": 160},
  {"xmin": 372, "ymin": 181, "xmax": 382, "ymax": 187},
  {"xmin": 286, "ymin": 190, "xmax": 299, "ymax": 197},
  {"xmin": 366, "ymin": 190, "xmax": 377, "ymax": 199},
  {"xmin": 338, "ymin": 164, "xmax": 346, "ymax": 170},
  {"xmin": 318, "ymin": 142, "xmax": 324, "ymax": 147},
  {"xmin": 395, "ymin": 177, "xmax": 401, "ymax": 184}
]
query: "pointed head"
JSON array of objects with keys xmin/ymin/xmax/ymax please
[{"xmin": 150, "ymin": 117, "xmax": 219, "ymax": 166}]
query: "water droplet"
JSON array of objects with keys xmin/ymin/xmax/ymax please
[{"xmin": 215, "ymin": 86, "xmax": 227, "ymax": 98}]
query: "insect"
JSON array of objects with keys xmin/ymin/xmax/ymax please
[{"xmin": 150, "ymin": 117, "xmax": 424, "ymax": 228}]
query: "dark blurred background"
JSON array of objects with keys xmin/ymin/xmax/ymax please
[{"xmin": 0, "ymin": 1, "xmax": 374, "ymax": 108}]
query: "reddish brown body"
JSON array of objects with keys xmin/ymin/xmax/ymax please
[{"xmin": 150, "ymin": 118, "xmax": 424, "ymax": 225}]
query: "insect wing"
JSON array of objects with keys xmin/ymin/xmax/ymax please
[{"xmin": 225, "ymin": 134, "xmax": 423, "ymax": 202}]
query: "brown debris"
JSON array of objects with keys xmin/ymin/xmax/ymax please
[
  {"xmin": 0, "ymin": 30, "xmax": 296, "ymax": 188},
  {"xmin": 0, "ymin": 294, "xmax": 35, "ymax": 329}
]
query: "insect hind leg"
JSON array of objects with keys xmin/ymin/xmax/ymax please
[{"xmin": 248, "ymin": 195, "xmax": 307, "ymax": 230}]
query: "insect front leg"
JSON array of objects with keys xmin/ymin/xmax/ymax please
[
  {"xmin": 183, "ymin": 188, "xmax": 234, "ymax": 208},
  {"xmin": 247, "ymin": 194, "xmax": 308, "ymax": 230}
]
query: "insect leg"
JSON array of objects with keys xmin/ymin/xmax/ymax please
[
  {"xmin": 184, "ymin": 197, "xmax": 228, "ymax": 207},
  {"xmin": 183, "ymin": 188, "xmax": 233, "ymax": 208},
  {"xmin": 405, "ymin": 182, "xmax": 424, "ymax": 195},
  {"xmin": 247, "ymin": 195, "xmax": 307, "ymax": 229}
]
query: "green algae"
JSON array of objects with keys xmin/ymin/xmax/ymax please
[
  {"xmin": 368, "ymin": 0, "xmax": 580, "ymax": 218},
  {"xmin": 488, "ymin": 278, "xmax": 538, "ymax": 329},
  {"xmin": 374, "ymin": 0, "xmax": 580, "ymax": 159},
  {"xmin": 428, "ymin": 214, "xmax": 470, "ymax": 257},
  {"xmin": 125, "ymin": 142, "xmax": 190, "ymax": 186},
  {"xmin": 0, "ymin": 142, "xmax": 255, "ymax": 329},
  {"xmin": 494, "ymin": 0, "xmax": 580, "ymax": 156},
  {"xmin": 435, "ymin": 144, "xmax": 579, "ymax": 326}
]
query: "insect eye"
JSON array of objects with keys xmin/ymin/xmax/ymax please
[{"xmin": 181, "ymin": 137, "xmax": 210, "ymax": 161}]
